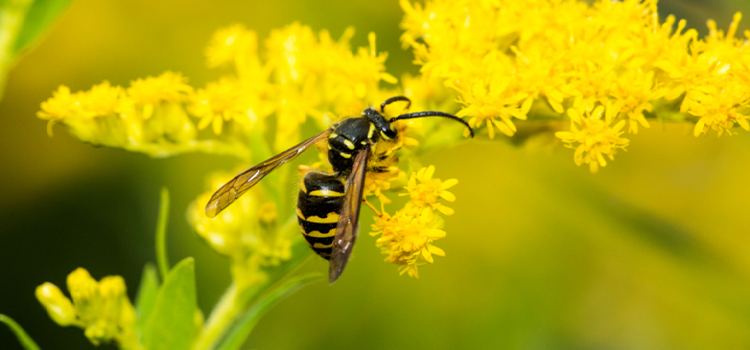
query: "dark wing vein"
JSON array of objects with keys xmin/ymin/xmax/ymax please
[
  {"xmin": 204, "ymin": 129, "xmax": 332, "ymax": 218},
  {"xmin": 329, "ymin": 145, "xmax": 370, "ymax": 284}
]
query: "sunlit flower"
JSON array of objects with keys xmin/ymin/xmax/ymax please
[
  {"xmin": 370, "ymin": 206, "xmax": 446, "ymax": 278},
  {"xmin": 400, "ymin": 165, "xmax": 457, "ymax": 215},
  {"xmin": 401, "ymin": 0, "xmax": 750, "ymax": 169},
  {"xmin": 685, "ymin": 84, "xmax": 750, "ymax": 137},
  {"xmin": 556, "ymin": 105, "xmax": 629, "ymax": 173},
  {"xmin": 37, "ymin": 86, "xmax": 93, "ymax": 135},
  {"xmin": 189, "ymin": 77, "xmax": 255, "ymax": 135},
  {"xmin": 127, "ymin": 71, "xmax": 192, "ymax": 120}
]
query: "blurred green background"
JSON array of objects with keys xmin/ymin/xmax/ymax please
[{"xmin": 3, "ymin": 0, "xmax": 750, "ymax": 349}]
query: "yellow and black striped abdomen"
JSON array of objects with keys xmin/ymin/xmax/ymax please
[{"xmin": 297, "ymin": 171, "xmax": 346, "ymax": 260}]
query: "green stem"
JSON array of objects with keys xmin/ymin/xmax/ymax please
[
  {"xmin": 0, "ymin": 314, "xmax": 41, "ymax": 350},
  {"xmin": 191, "ymin": 283, "xmax": 239, "ymax": 350},
  {"xmin": 156, "ymin": 187, "xmax": 170, "ymax": 280}
]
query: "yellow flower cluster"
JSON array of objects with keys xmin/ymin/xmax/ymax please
[
  {"xmin": 37, "ymin": 73, "xmax": 200, "ymax": 157},
  {"xmin": 35, "ymin": 268, "xmax": 140, "ymax": 350},
  {"xmin": 38, "ymin": 23, "xmax": 396, "ymax": 158},
  {"xmin": 187, "ymin": 171, "xmax": 291, "ymax": 288},
  {"xmin": 370, "ymin": 165, "xmax": 457, "ymax": 278},
  {"xmin": 401, "ymin": 0, "xmax": 750, "ymax": 172},
  {"xmin": 556, "ymin": 105, "xmax": 630, "ymax": 173}
]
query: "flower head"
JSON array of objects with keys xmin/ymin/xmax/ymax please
[
  {"xmin": 127, "ymin": 71, "xmax": 192, "ymax": 119},
  {"xmin": 36, "ymin": 268, "xmax": 138, "ymax": 349},
  {"xmin": 556, "ymin": 104, "xmax": 629, "ymax": 173},
  {"xmin": 370, "ymin": 206, "xmax": 446, "ymax": 278},
  {"xmin": 400, "ymin": 165, "xmax": 457, "ymax": 215}
]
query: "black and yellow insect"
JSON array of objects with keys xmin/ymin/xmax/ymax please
[{"xmin": 205, "ymin": 96, "xmax": 473, "ymax": 283}]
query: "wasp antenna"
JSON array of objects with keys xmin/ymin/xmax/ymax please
[
  {"xmin": 389, "ymin": 111, "xmax": 474, "ymax": 138},
  {"xmin": 380, "ymin": 96, "xmax": 412, "ymax": 113}
]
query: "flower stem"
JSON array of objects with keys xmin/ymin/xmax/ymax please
[{"xmin": 192, "ymin": 283, "xmax": 240, "ymax": 350}]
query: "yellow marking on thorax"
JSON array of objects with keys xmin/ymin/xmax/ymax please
[
  {"xmin": 297, "ymin": 210, "xmax": 340, "ymax": 224},
  {"xmin": 339, "ymin": 152, "xmax": 352, "ymax": 159},
  {"xmin": 300, "ymin": 180, "xmax": 308, "ymax": 194},
  {"xmin": 301, "ymin": 227, "xmax": 336, "ymax": 238},
  {"xmin": 343, "ymin": 139, "xmax": 355, "ymax": 150},
  {"xmin": 329, "ymin": 133, "xmax": 339, "ymax": 139},
  {"xmin": 308, "ymin": 189, "xmax": 345, "ymax": 197},
  {"xmin": 313, "ymin": 242, "xmax": 334, "ymax": 249},
  {"xmin": 368, "ymin": 123, "xmax": 375, "ymax": 139}
]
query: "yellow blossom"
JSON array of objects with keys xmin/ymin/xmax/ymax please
[
  {"xmin": 685, "ymin": 84, "xmax": 750, "ymax": 137},
  {"xmin": 189, "ymin": 77, "xmax": 256, "ymax": 135},
  {"xmin": 556, "ymin": 105, "xmax": 629, "ymax": 173},
  {"xmin": 37, "ymin": 86, "xmax": 93, "ymax": 135},
  {"xmin": 401, "ymin": 0, "xmax": 750, "ymax": 170},
  {"xmin": 36, "ymin": 268, "xmax": 139, "ymax": 349},
  {"xmin": 370, "ymin": 206, "xmax": 447, "ymax": 278},
  {"xmin": 127, "ymin": 71, "xmax": 192, "ymax": 120},
  {"xmin": 187, "ymin": 171, "xmax": 292, "ymax": 283},
  {"xmin": 400, "ymin": 165, "xmax": 457, "ymax": 215},
  {"xmin": 205, "ymin": 24, "xmax": 259, "ymax": 69}
]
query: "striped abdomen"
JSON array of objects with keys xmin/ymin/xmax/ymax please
[{"xmin": 297, "ymin": 171, "xmax": 346, "ymax": 260}]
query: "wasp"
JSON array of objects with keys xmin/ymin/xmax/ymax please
[{"xmin": 204, "ymin": 96, "xmax": 473, "ymax": 283}]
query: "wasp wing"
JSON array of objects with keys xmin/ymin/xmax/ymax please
[
  {"xmin": 329, "ymin": 145, "xmax": 370, "ymax": 284},
  {"xmin": 205, "ymin": 129, "xmax": 332, "ymax": 218}
]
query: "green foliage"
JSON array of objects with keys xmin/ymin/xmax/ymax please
[
  {"xmin": 134, "ymin": 264, "xmax": 160, "ymax": 340},
  {"xmin": 0, "ymin": 314, "xmax": 41, "ymax": 350},
  {"xmin": 216, "ymin": 273, "xmax": 323, "ymax": 350},
  {"xmin": 12, "ymin": 0, "xmax": 72, "ymax": 55},
  {"xmin": 0, "ymin": 0, "xmax": 72, "ymax": 98},
  {"xmin": 142, "ymin": 257, "xmax": 197, "ymax": 350}
]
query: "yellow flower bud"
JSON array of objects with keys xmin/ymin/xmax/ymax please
[{"xmin": 35, "ymin": 283, "xmax": 77, "ymax": 326}]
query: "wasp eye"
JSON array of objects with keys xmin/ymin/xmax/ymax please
[{"xmin": 383, "ymin": 127, "xmax": 398, "ymax": 140}]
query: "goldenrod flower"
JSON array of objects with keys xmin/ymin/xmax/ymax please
[
  {"xmin": 189, "ymin": 77, "xmax": 257, "ymax": 135},
  {"xmin": 205, "ymin": 24, "xmax": 259, "ymax": 71},
  {"xmin": 684, "ymin": 84, "xmax": 750, "ymax": 137},
  {"xmin": 401, "ymin": 0, "xmax": 750, "ymax": 170},
  {"xmin": 400, "ymin": 165, "xmax": 457, "ymax": 215},
  {"xmin": 37, "ymin": 86, "xmax": 93, "ymax": 135},
  {"xmin": 36, "ymin": 268, "xmax": 139, "ymax": 349},
  {"xmin": 187, "ymin": 172, "xmax": 292, "ymax": 287},
  {"xmin": 370, "ymin": 206, "xmax": 446, "ymax": 278},
  {"xmin": 556, "ymin": 105, "xmax": 629, "ymax": 173},
  {"xmin": 126, "ymin": 71, "xmax": 192, "ymax": 120}
]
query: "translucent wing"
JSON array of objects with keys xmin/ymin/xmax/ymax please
[
  {"xmin": 205, "ymin": 129, "xmax": 332, "ymax": 218},
  {"xmin": 329, "ymin": 145, "xmax": 370, "ymax": 284}
]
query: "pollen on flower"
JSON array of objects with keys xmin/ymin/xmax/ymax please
[
  {"xmin": 556, "ymin": 105, "xmax": 629, "ymax": 173},
  {"xmin": 370, "ymin": 206, "xmax": 446, "ymax": 278},
  {"xmin": 400, "ymin": 165, "xmax": 458, "ymax": 215}
]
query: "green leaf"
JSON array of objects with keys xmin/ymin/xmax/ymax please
[
  {"xmin": 156, "ymin": 187, "xmax": 171, "ymax": 280},
  {"xmin": 134, "ymin": 263, "xmax": 160, "ymax": 338},
  {"xmin": 0, "ymin": 314, "xmax": 41, "ymax": 350},
  {"xmin": 12, "ymin": 0, "xmax": 73, "ymax": 55},
  {"xmin": 0, "ymin": 0, "xmax": 73, "ymax": 99},
  {"xmin": 215, "ymin": 273, "xmax": 323, "ymax": 350},
  {"xmin": 143, "ymin": 257, "xmax": 197, "ymax": 350}
]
